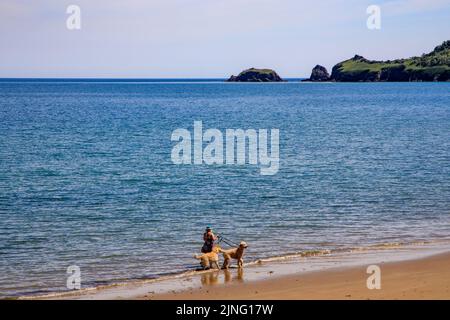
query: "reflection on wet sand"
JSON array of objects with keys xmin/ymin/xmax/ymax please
[
  {"xmin": 224, "ymin": 268, "xmax": 244, "ymax": 284},
  {"xmin": 200, "ymin": 268, "xmax": 245, "ymax": 287},
  {"xmin": 201, "ymin": 271, "xmax": 220, "ymax": 286}
]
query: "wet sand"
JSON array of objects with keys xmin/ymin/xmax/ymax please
[
  {"xmin": 24, "ymin": 244, "xmax": 450, "ymax": 300},
  {"xmin": 151, "ymin": 252, "xmax": 450, "ymax": 300}
]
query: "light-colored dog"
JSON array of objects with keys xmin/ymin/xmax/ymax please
[
  {"xmin": 219, "ymin": 241, "xmax": 248, "ymax": 269},
  {"xmin": 194, "ymin": 245, "xmax": 221, "ymax": 270}
]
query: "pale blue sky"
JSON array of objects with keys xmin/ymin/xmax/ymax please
[{"xmin": 1, "ymin": 0, "xmax": 449, "ymax": 78}]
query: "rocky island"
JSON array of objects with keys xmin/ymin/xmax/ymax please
[
  {"xmin": 303, "ymin": 65, "xmax": 330, "ymax": 81},
  {"xmin": 227, "ymin": 68, "xmax": 284, "ymax": 82},
  {"xmin": 305, "ymin": 40, "xmax": 450, "ymax": 82}
]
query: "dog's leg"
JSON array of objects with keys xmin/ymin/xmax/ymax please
[
  {"xmin": 238, "ymin": 259, "xmax": 243, "ymax": 268},
  {"xmin": 213, "ymin": 261, "xmax": 220, "ymax": 270},
  {"xmin": 202, "ymin": 257, "xmax": 210, "ymax": 270},
  {"xmin": 222, "ymin": 256, "xmax": 230, "ymax": 269}
]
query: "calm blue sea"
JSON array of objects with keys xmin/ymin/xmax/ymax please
[{"xmin": 0, "ymin": 80, "xmax": 449, "ymax": 297}]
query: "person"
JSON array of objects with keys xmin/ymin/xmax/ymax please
[{"xmin": 201, "ymin": 227, "xmax": 217, "ymax": 253}]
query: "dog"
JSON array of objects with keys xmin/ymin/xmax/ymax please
[
  {"xmin": 194, "ymin": 245, "xmax": 221, "ymax": 270},
  {"xmin": 219, "ymin": 241, "xmax": 248, "ymax": 269}
]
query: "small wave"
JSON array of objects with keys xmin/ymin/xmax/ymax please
[{"xmin": 248, "ymin": 249, "xmax": 333, "ymax": 266}]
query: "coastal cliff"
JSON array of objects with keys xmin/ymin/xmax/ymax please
[{"xmin": 330, "ymin": 40, "xmax": 450, "ymax": 82}]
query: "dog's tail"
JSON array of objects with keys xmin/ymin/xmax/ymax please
[{"xmin": 193, "ymin": 254, "xmax": 202, "ymax": 259}]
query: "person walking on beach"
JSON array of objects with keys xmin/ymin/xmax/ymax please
[{"xmin": 202, "ymin": 227, "xmax": 217, "ymax": 253}]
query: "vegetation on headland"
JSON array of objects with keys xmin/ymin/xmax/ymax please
[{"xmin": 330, "ymin": 40, "xmax": 450, "ymax": 82}]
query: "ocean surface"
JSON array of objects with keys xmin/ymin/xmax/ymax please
[{"xmin": 0, "ymin": 79, "xmax": 449, "ymax": 297}]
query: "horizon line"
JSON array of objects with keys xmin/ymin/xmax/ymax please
[{"xmin": 0, "ymin": 77, "xmax": 308, "ymax": 81}]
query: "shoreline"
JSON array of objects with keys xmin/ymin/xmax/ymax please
[
  {"xmin": 154, "ymin": 251, "xmax": 450, "ymax": 300},
  {"xmin": 20, "ymin": 241, "xmax": 450, "ymax": 300}
]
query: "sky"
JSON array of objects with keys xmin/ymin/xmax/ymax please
[{"xmin": 1, "ymin": 0, "xmax": 449, "ymax": 78}]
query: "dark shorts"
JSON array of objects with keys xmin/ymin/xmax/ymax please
[{"xmin": 201, "ymin": 243, "xmax": 213, "ymax": 253}]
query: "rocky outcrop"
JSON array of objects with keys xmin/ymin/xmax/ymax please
[
  {"xmin": 226, "ymin": 68, "xmax": 283, "ymax": 82},
  {"xmin": 303, "ymin": 65, "xmax": 330, "ymax": 81}
]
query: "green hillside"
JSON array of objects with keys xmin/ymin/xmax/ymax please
[{"xmin": 331, "ymin": 40, "xmax": 450, "ymax": 81}]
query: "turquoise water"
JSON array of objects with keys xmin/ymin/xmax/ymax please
[{"xmin": 0, "ymin": 80, "xmax": 449, "ymax": 297}]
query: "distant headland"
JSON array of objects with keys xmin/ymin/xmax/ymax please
[
  {"xmin": 227, "ymin": 40, "xmax": 450, "ymax": 82},
  {"xmin": 327, "ymin": 40, "xmax": 450, "ymax": 82}
]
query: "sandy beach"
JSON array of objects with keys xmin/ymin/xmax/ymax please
[
  {"xmin": 25, "ymin": 243, "xmax": 449, "ymax": 300},
  {"xmin": 151, "ymin": 251, "xmax": 450, "ymax": 300}
]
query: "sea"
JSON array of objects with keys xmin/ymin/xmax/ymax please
[{"xmin": 0, "ymin": 79, "xmax": 449, "ymax": 297}]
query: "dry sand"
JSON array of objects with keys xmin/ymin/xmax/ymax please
[{"xmin": 150, "ymin": 252, "xmax": 450, "ymax": 300}]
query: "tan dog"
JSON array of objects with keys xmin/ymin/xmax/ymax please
[
  {"xmin": 194, "ymin": 245, "xmax": 221, "ymax": 270},
  {"xmin": 220, "ymin": 241, "xmax": 248, "ymax": 269}
]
